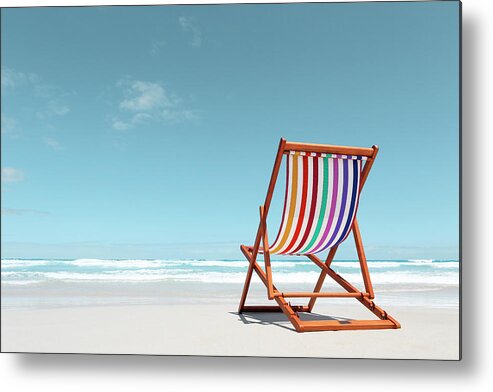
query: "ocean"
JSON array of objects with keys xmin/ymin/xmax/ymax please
[{"xmin": 1, "ymin": 258, "xmax": 459, "ymax": 309}]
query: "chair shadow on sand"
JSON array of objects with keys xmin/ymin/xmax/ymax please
[{"xmin": 231, "ymin": 311, "xmax": 354, "ymax": 332}]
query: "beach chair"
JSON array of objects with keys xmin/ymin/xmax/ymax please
[{"xmin": 238, "ymin": 138, "xmax": 400, "ymax": 332}]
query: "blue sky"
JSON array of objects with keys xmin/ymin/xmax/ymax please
[{"xmin": 1, "ymin": 2, "xmax": 459, "ymax": 260}]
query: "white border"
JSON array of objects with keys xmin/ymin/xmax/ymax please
[{"xmin": 2, "ymin": 0, "xmax": 493, "ymax": 391}]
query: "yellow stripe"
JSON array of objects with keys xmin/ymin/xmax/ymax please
[{"xmin": 270, "ymin": 154, "xmax": 299, "ymax": 253}]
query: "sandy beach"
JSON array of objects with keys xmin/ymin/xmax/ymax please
[
  {"xmin": 1, "ymin": 301, "xmax": 459, "ymax": 359},
  {"xmin": 1, "ymin": 257, "xmax": 460, "ymax": 359}
]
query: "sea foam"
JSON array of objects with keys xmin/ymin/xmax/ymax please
[{"xmin": 1, "ymin": 258, "xmax": 459, "ymax": 286}]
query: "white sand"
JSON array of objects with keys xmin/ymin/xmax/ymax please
[{"xmin": 0, "ymin": 303, "xmax": 459, "ymax": 359}]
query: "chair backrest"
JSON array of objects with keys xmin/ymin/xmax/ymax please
[{"xmin": 267, "ymin": 140, "xmax": 378, "ymax": 255}]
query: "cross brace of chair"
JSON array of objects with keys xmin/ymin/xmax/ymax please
[{"xmin": 238, "ymin": 244, "xmax": 400, "ymax": 332}]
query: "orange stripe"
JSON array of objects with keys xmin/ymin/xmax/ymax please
[{"xmin": 270, "ymin": 154, "xmax": 299, "ymax": 253}]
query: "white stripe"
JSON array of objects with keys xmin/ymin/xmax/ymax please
[
  {"xmin": 270, "ymin": 155, "xmax": 293, "ymax": 252},
  {"xmin": 298, "ymin": 156, "xmax": 325, "ymax": 253},
  {"xmin": 321, "ymin": 158, "xmax": 346, "ymax": 251},
  {"xmin": 286, "ymin": 151, "xmax": 368, "ymax": 161}
]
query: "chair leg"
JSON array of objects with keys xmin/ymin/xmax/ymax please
[
  {"xmin": 240, "ymin": 205, "xmax": 275, "ymax": 311},
  {"xmin": 352, "ymin": 218, "xmax": 375, "ymax": 299},
  {"xmin": 259, "ymin": 206, "xmax": 274, "ymax": 300},
  {"xmin": 238, "ymin": 220, "xmax": 263, "ymax": 313},
  {"xmin": 238, "ymin": 245, "xmax": 307, "ymax": 331},
  {"xmin": 238, "ymin": 250, "xmax": 256, "ymax": 313},
  {"xmin": 306, "ymin": 253, "xmax": 401, "ymax": 330},
  {"xmin": 308, "ymin": 246, "xmax": 339, "ymax": 311}
]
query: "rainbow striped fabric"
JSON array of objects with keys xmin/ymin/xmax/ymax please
[{"xmin": 269, "ymin": 151, "xmax": 365, "ymax": 255}]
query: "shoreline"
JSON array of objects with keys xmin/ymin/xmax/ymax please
[{"xmin": 1, "ymin": 281, "xmax": 459, "ymax": 309}]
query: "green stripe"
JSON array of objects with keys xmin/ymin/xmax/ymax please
[{"xmin": 300, "ymin": 156, "xmax": 329, "ymax": 253}]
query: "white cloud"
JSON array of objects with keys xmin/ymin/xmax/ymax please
[
  {"xmin": 179, "ymin": 16, "xmax": 202, "ymax": 47},
  {"xmin": 111, "ymin": 112, "xmax": 153, "ymax": 131},
  {"xmin": 112, "ymin": 120, "xmax": 131, "ymax": 131},
  {"xmin": 1, "ymin": 168, "xmax": 25, "ymax": 183},
  {"xmin": 150, "ymin": 40, "xmax": 166, "ymax": 56},
  {"xmin": 112, "ymin": 79, "xmax": 198, "ymax": 130},
  {"xmin": 1, "ymin": 116, "xmax": 19, "ymax": 138},
  {"xmin": 37, "ymin": 100, "xmax": 70, "ymax": 119},
  {"xmin": 1, "ymin": 208, "xmax": 50, "ymax": 216},
  {"xmin": 2, "ymin": 69, "xmax": 72, "ymax": 133},
  {"xmin": 161, "ymin": 109, "xmax": 198, "ymax": 122},
  {"xmin": 1, "ymin": 69, "xmax": 40, "ymax": 88},
  {"xmin": 44, "ymin": 137, "xmax": 62, "ymax": 150},
  {"xmin": 119, "ymin": 81, "xmax": 175, "ymax": 112}
]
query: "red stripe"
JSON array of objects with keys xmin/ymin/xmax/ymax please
[
  {"xmin": 290, "ymin": 156, "xmax": 318, "ymax": 254},
  {"xmin": 282, "ymin": 155, "xmax": 309, "ymax": 253}
]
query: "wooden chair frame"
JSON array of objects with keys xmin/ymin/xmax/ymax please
[{"xmin": 238, "ymin": 138, "xmax": 401, "ymax": 332}]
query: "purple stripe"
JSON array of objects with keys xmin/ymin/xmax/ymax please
[
  {"xmin": 316, "ymin": 158, "xmax": 350, "ymax": 252},
  {"xmin": 320, "ymin": 159, "xmax": 359, "ymax": 252},
  {"xmin": 309, "ymin": 158, "xmax": 340, "ymax": 253}
]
